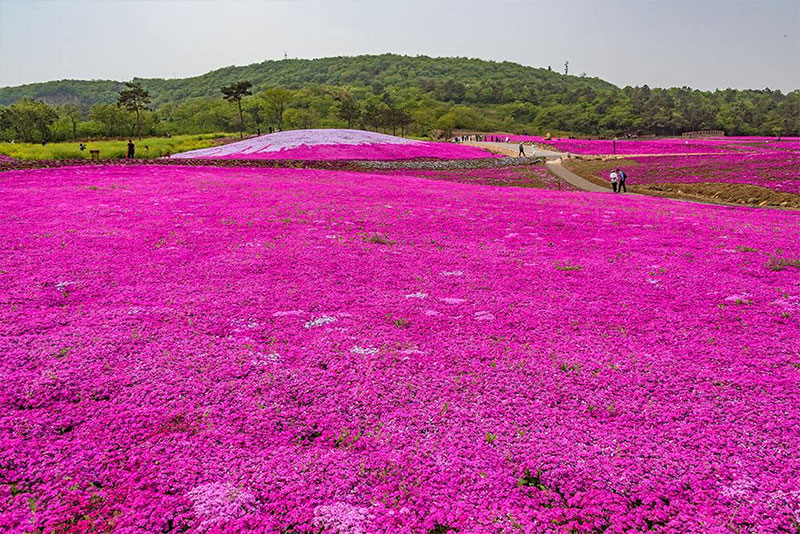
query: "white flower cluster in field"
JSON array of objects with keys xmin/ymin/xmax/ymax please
[{"xmin": 172, "ymin": 129, "xmax": 420, "ymax": 158}]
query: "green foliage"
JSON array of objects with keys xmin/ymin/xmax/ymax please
[
  {"xmin": 335, "ymin": 90, "xmax": 361, "ymax": 128},
  {"xmin": 221, "ymin": 80, "xmax": 253, "ymax": 138},
  {"xmin": 0, "ymin": 99, "xmax": 58, "ymax": 142},
  {"xmin": 262, "ymin": 87, "xmax": 292, "ymax": 130},
  {"xmin": 89, "ymin": 103, "xmax": 134, "ymax": 137},
  {"xmin": 0, "ymin": 55, "xmax": 797, "ymax": 140},
  {"xmin": 117, "ymin": 81, "xmax": 152, "ymax": 138}
]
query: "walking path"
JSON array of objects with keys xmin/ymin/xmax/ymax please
[
  {"xmin": 468, "ymin": 141, "xmax": 564, "ymax": 158},
  {"xmin": 467, "ymin": 141, "xmax": 610, "ymax": 192},
  {"xmin": 545, "ymin": 158, "xmax": 610, "ymax": 192}
]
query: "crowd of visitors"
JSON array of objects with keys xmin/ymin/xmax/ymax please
[{"xmin": 453, "ymin": 134, "xmax": 511, "ymax": 143}]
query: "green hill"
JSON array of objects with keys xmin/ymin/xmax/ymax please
[
  {"xmin": 1, "ymin": 54, "xmax": 797, "ymax": 139},
  {"xmin": 0, "ymin": 54, "xmax": 612, "ymax": 108}
]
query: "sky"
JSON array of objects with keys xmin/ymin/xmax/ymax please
[{"xmin": 0, "ymin": 0, "xmax": 798, "ymax": 92}]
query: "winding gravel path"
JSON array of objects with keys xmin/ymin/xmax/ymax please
[
  {"xmin": 545, "ymin": 158, "xmax": 610, "ymax": 192},
  {"xmin": 467, "ymin": 141, "xmax": 611, "ymax": 192},
  {"xmin": 467, "ymin": 141, "xmax": 564, "ymax": 158}
]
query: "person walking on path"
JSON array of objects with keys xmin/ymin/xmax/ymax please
[
  {"xmin": 127, "ymin": 139, "xmax": 135, "ymax": 159},
  {"xmin": 610, "ymin": 169, "xmax": 619, "ymax": 193},
  {"xmin": 617, "ymin": 168, "xmax": 627, "ymax": 192},
  {"xmin": 519, "ymin": 143, "xmax": 526, "ymax": 157}
]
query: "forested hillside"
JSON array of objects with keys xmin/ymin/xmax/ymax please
[{"xmin": 1, "ymin": 54, "xmax": 797, "ymax": 141}]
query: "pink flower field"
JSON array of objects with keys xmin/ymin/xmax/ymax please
[
  {"xmin": 615, "ymin": 152, "xmax": 800, "ymax": 194},
  {"xmin": 171, "ymin": 129, "xmax": 497, "ymax": 161},
  {"xmin": 506, "ymin": 135, "xmax": 800, "ymax": 156},
  {"xmin": 376, "ymin": 165, "xmax": 576, "ymax": 190},
  {"xmin": 1, "ymin": 164, "xmax": 800, "ymax": 533}
]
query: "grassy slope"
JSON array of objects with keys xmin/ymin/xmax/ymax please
[{"xmin": 0, "ymin": 133, "xmax": 234, "ymax": 160}]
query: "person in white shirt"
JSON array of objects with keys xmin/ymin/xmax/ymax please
[{"xmin": 610, "ymin": 170, "xmax": 619, "ymax": 193}]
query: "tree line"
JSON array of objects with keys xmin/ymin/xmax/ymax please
[{"xmin": 1, "ymin": 55, "xmax": 798, "ymax": 142}]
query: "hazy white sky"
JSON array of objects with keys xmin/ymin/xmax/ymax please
[{"xmin": 1, "ymin": 0, "xmax": 798, "ymax": 91}]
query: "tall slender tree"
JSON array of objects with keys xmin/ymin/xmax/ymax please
[
  {"xmin": 263, "ymin": 88, "xmax": 292, "ymax": 131},
  {"xmin": 117, "ymin": 81, "xmax": 151, "ymax": 139},
  {"xmin": 221, "ymin": 81, "xmax": 253, "ymax": 137},
  {"xmin": 335, "ymin": 91, "xmax": 361, "ymax": 128},
  {"xmin": 59, "ymin": 103, "xmax": 82, "ymax": 139}
]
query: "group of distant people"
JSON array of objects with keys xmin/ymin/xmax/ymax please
[
  {"xmin": 453, "ymin": 134, "xmax": 510, "ymax": 143},
  {"xmin": 609, "ymin": 168, "xmax": 628, "ymax": 193}
]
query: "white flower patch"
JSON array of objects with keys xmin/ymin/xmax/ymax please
[
  {"xmin": 725, "ymin": 293, "xmax": 751, "ymax": 302},
  {"xmin": 252, "ymin": 352, "xmax": 281, "ymax": 365},
  {"xmin": 55, "ymin": 281, "xmax": 74, "ymax": 292},
  {"xmin": 424, "ymin": 309, "xmax": 440, "ymax": 316},
  {"xmin": 720, "ymin": 478, "xmax": 755, "ymax": 499},
  {"xmin": 405, "ymin": 292, "xmax": 428, "ymax": 299},
  {"xmin": 647, "ymin": 279, "xmax": 660, "ymax": 285},
  {"xmin": 475, "ymin": 311, "xmax": 495, "ymax": 321},
  {"xmin": 273, "ymin": 310, "xmax": 305, "ymax": 317},
  {"xmin": 439, "ymin": 297, "xmax": 466, "ymax": 305},
  {"xmin": 504, "ymin": 233, "xmax": 519, "ymax": 239},
  {"xmin": 440, "ymin": 271, "xmax": 463, "ymax": 277},
  {"xmin": 313, "ymin": 502, "xmax": 371, "ymax": 534},
  {"xmin": 350, "ymin": 346, "xmax": 379, "ymax": 355},
  {"xmin": 231, "ymin": 318, "xmax": 262, "ymax": 330},
  {"xmin": 771, "ymin": 296, "xmax": 799, "ymax": 308},
  {"xmin": 171, "ymin": 128, "xmax": 422, "ymax": 159},
  {"xmin": 304, "ymin": 315, "xmax": 337, "ymax": 329},
  {"xmin": 188, "ymin": 482, "xmax": 257, "ymax": 533}
]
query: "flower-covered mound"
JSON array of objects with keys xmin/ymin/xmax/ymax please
[
  {"xmin": 1, "ymin": 165, "xmax": 799, "ymax": 533},
  {"xmin": 506, "ymin": 135, "xmax": 800, "ymax": 156},
  {"xmin": 171, "ymin": 129, "xmax": 497, "ymax": 161}
]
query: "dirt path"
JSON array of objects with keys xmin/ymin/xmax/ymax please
[
  {"xmin": 467, "ymin": 141, "xmax": 610, "ymax": 192},
  {"xmin": 467, "ymin": 141, "xmax": 564, "ymax": 158},
  {"xmin": 545, "ymin": 158, "xmax": 610, "ymax": 192}
]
